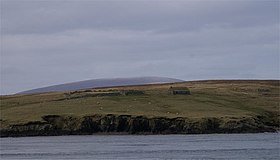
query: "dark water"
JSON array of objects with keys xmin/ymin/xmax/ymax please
[{"xmin": 1, "ymin": 133, "xmax": 279, "ymax": 160}]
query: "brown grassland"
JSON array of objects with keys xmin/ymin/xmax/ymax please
[{"xmin": 0, "ymin": 80, "xmax": 279, "ymax": 128}]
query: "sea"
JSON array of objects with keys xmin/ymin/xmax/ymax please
[{"xmin": 0, "ymin": 133, "xmax": 279, "ymax": 160}]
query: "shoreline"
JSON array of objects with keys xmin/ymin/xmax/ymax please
[
  {"xmin": 1, "ymin": 113, "xmax": 278, "ymax": 138},
  {"xmin": 1, "ymin": 132, "xmax": 279, "ymax": 139}
]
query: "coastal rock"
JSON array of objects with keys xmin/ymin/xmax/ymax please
[{"xmin": 0, "ymin": 114, "xmax": 278, "ymax": 137}]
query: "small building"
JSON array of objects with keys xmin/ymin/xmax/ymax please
[
  {"xmin": 168, "ymin": 87, "xmax": 190, "ymax": 95},
  {"xmin": 120, "ymin": 90, "xmax": 145, "ymax": 96}
]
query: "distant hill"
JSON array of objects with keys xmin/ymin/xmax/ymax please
[
  {"xmin": 19, "ymin": 77, "xmax": 184, "ymax": 94},
  {"xmin": 2, "ymin": 80, "xmax": 279, "ymax": 137}
]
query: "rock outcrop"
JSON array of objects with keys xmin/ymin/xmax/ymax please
[{"xmin": 1, "ymin": 113, "xmax": 279, "ymax": 137}]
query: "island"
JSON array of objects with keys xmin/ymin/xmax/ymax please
[{"xmin": 0, "ymin": 80, "xmax": 279, "ymax": 137}]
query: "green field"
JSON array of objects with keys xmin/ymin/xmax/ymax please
[{"xmin": 1, "ymin": 80, "xmax": 279, "ymax": 128}]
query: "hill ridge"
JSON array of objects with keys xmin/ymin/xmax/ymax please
[{"xmin": 19, "ymin": 76, "xmax": 184, "ymax": 94}]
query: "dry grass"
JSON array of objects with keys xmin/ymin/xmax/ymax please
[{"xmin": 1, "ymin": 80, "xmax": 279, "ymax": 125}]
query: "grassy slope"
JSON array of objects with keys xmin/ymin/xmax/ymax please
[{"xmin": 0, "ymin": 80, "xmax": 279, "ymax": 126}]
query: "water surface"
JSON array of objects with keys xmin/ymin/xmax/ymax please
[{"xmin": 1, "ymin": 133, "xmax": 279, "ymax": 159}]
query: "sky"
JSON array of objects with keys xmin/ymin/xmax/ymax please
[{"xmin": 1, "ymin": 0, "xmax": 279, "ymax": 95}]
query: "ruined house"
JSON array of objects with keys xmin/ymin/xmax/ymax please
[{"xmin": 168, "ymin": 87, "xmax": 191, "ymax": 95}]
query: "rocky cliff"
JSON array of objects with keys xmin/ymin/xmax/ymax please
[{"xmin": 1, "ymin": 113, "xmax": 278, "ymax": 137}]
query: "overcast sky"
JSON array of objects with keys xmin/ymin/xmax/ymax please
[{"xmin": 1, "ymin": 0, "xmax": 279, "ymax": 94}]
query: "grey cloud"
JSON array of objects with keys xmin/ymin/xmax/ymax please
[
  {"xmin": 1, "ymin": 0, "xmax": 279, "ymax": 94},
  {"xmin": 2, "ymin": 1, "xmax": 278, "ymax": 35}
]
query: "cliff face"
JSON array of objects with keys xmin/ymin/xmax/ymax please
[{"xmin": 1, "ymin": 113, "xmax": 278, "ymax": 137}]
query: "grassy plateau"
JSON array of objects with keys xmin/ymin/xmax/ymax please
[{"xmin": 1, "ymin": 80, "xmax": 279, "ymax": 129}]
